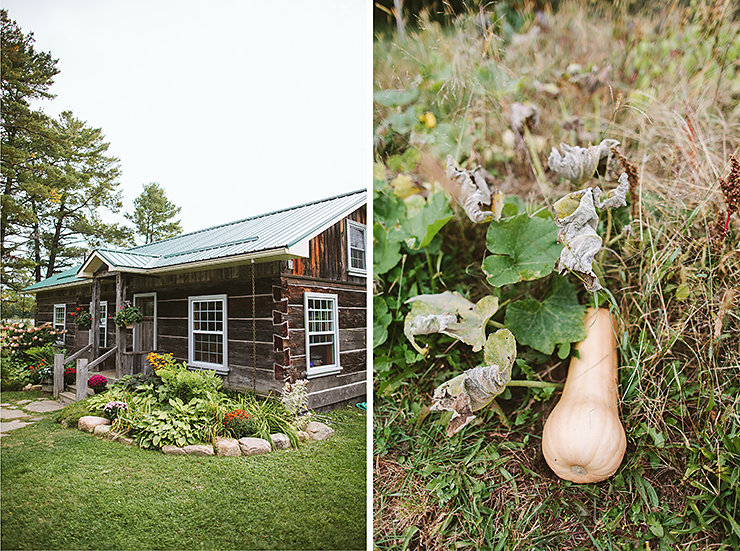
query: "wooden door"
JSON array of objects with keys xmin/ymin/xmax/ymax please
[{"xmin": 134, "ymin": 294, "xmax": 156, "ymax": 352}]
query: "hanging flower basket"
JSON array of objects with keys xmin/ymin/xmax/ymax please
[
  {"xmin": 113, "ymin": 304, "xmax": 143, "ymax": 329},
  {"xmin": 71, "ymin": 307, "xmax": 93, "ymax": 330}
]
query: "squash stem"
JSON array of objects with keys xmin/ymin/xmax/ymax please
[
  {"xmin": 506, "ymin": 380, "xmax": 563, "ymax": 389},
  {"xmin": 488, "ymin": 399, "xmax": 511, "ymax": 427}
]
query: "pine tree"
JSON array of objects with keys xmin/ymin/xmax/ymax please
[
  {"xmin": 126, "ymin": 183, "xmax": 182, "ymax": 244},
  {"xmin": 0, "ymin": 9, "xmax": 59, "ymax": 289}
]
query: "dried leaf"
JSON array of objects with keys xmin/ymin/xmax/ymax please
[
  {"xmin": 548, "ymin": 139, "xmax": 620, "ymax": 185},
  {"xmin": 404, "ymin": 292, "xmax": 499, "ymax": 354},
  {"xmin": 509, "ymin": 102, "xmax": 540, "ymax": 134},
  {"xmin": 554, "ymin": 173, "xmax": 629, "ymax": 291},
  {"xmin": 444, "ymin": 157, "xmax": 504, "ymax": 223},
  {"xmin": 431, "ymin": 329, "xmax": 516, "ymax": 437}
]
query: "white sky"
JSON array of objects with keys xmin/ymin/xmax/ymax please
[{"xmin": 4, "ymin": 0, "xmax": 369, "ymax": 235}]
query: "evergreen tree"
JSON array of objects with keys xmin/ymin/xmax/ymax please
[
  {"xmin": 126, "ymin": 183, "xmax": 182, "ymax": 244},
  {"xmin": 0, "ymin": 9, "xmax": 58, "ymax": 289},
  {"xmin": 38, "ymin": 111, "xmax": 131, "ymax": 278}
]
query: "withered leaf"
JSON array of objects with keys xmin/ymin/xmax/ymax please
[
  {"xmin": 548, "ymin": 139, "xmax": 620, "ymax": 185},
  {"xmin": 444, "ymin": 156, "xmax": 504, "ymax": 223},
  {"xmin": 554, "ymin": 173, "xmax": 629, "ymax": 291},
  {"xmin": 404, "ymin": 292, "xmax": 499, "ymax": 354},
  {"xmin": 431, "ymin": 329, "xmax": 516, "ymax": 437}
]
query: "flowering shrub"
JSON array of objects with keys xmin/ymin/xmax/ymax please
[
  {"xmin": 223, "ymin": 409, "xmax": 256, "ymax": 438},
  {"xmin": 147, "ymin": 352, "xmax": 176, "ymax": 372},
  {"xmin": 64, "ymin": 366, "xmax": 76, "ymax": 384},
  {"xmin": 28, "ymin": 359, "xmax": 53, "ymax": 384},
  {"xmin": 0, "ymin": 322, "xmax": 65, "ymax": 356},
  {"xmin": 88, "ymin": 374, "xmax": 108, "ymax": 389},
  {"xmin": 281, "ymin": 379, "xmax": 313, "ymax": 429},
  {"xmin": 103, "ymin": 400, "xmax": 129, "ymax": 420},
  {"xmin": 70, "ymin": 307, "xmax": 92, "ymax": 329}
]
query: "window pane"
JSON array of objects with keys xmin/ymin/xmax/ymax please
[{"xmin": 194, "ymin": 333, "xmax": 223, "ymax": 364}]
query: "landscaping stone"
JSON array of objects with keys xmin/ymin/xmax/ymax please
[
  {"xmin": 238, "ymin": 437, "xmax": 271, "ymax": 456},
  {"xmin": 0, "ymin": 403, "xmax": 9, "ymax": 406},
  {"xmin": 78, "ymin": 416, "xmax": 111, "ymax": 433},
  {"xmin": 306, "ymin": 421, "xmax": 335, "ymax": 441},
  {"xmin": 16, "ymin": 400, "xmax": 32, "ymax": 405},
  {"xmin": 116, "ymin": 435, "xmax": 135, "ymax": 446},
  {"xmin": 214, "ymin": 437, "xmax": 241, "ymax": 457},
  {"xmin": 29, "ymin": 385, "xmax": 42, "ymax": 391},
  {"xmin": 25, "ymin": 400, "xmax": 65, "ymax": 413},
  {"xmin": 0, "ymin": 420, "xmax": 30, "ymax": 433},
  {"xmin": 162, "ymin": 445, "xmax": 186, "ymax": 455},
  {"xmin": 0, "ymin": 408, "xmax": 29, "ymax": 420},
  {"xmin": 23, "ymin": 384, "xmax": 32, "ymax": 391},
  {"xmin": 183, "ymin": 444, "xmax": 214, "ymax": 456},
  {"xmin": 93, "ymin": 424, "xmax": 112, "ymax": 437},
  {"xmin": 297, "ymin": 431, "xmax": 310, "ymax": 443},
  {"xmin": 270, "ymin": 433, "xmax": 291, "ymax": 449}
]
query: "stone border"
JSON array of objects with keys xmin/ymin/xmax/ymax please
[{"xmin": 76, "ymin": 416, "xmax": 335, "ymax": 456}]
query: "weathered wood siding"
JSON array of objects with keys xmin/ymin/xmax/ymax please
[
  {"xmin": 289, "ymin": 206, "xmax": 366, "ymax": 284},
  {"xmin": 275, "ymin": 276, "xmax": 367, "ymax": 408}
]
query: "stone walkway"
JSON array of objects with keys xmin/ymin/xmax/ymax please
[{"xmin": 0, "ymin": 396, "xmax": 65, "ymax": 437}]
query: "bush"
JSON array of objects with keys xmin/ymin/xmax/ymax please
[
  {"xmin": 223, "ymin": 409, "xmax": 257, "ymax": 438},
  {"xmin": 149, "ymin": 353, "xmax": 222, "ymax": 402},
  {"xmin": 54, "ymin": 399, "xmax": 93, "ymax": 427},
  {"xmin": 0, "ymin": 322, "xmax": 65, "ymax": 356},
  {"xmin": 0, "ymin": 356, "xmax": 30, "ymax": 390},
  {"xmin": 87, "ymin": 374, "xmax": 107, "ymax": 390}
]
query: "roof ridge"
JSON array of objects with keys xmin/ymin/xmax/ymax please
[
  {"xmin": 126, "ymin": 189, "xmax": 366, "ymax": 252},
  {"xmin": 97, "ymin": 247, "xmax": 161, "ymax": 258},
  {"xmin": 161, "ymin": 236, "xmax": 259, "ymax": 258}
]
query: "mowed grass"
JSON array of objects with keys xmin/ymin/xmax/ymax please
[{"xmin": 1, "ymin": 406, "xmax": 366, "ymax": 551}]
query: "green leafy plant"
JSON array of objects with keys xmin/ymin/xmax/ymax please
[
  {"xmin": 70, "ymin": 306, "xmax": 92, "ymax": 329},
  {"xmin": 113, "ymin": 305, "xmax": 143, "ymax": 328}
]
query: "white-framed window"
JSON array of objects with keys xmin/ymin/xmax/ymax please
[
  {"xmin": 53, "ymin": 304, "xmax": 66, "ymax": 344},
  {"xmin": 304, "ymin": 292, "xmax": 341, "ymax": 378},
  {"xmin": 88, "ymin": 301, "xmax": 108, "ymax": 348},
  {"xmin": 347, "ymin": 220, "xmax": 367, "ymax": 276},
  {"xmin": 188, "ymin": 294, "xmax": 228, "ymax": 372},
  {"xmin": 98, "ymin": 301, "xmax": 107, "ymax": 348}
]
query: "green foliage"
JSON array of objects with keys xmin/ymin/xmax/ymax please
[
  {"xmin": 373, "ymin": 295, "xmax": 392, "ymax": 348},
  {"xmin": 131, "ymin": 398, "xmax": 217, "ymax": 449},
  {"xmin": 504, "ymin": 276, "xmax": 587, "ymax": 355},
  {"xmin": 154, "ymin": 360, "xmax": 223, "ymax": 403},
  {"xmin": 112, "ymin": 304, "xmax": 143, "ymax": 327},
  {"xmin": 125, "ymin": 182, "xmax": 183, "ymax": 245},
  {"xmin": 482, "ymin": 214, "xmax": 562, "ymax": 287},
  {"xmin": 53, "ymin": 398, "xmax": 94, "ymax": 427}
]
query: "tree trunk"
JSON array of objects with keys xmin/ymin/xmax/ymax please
[{"xmin": 45, "ymin": 202, "xmax": 66, "ymax": 279}]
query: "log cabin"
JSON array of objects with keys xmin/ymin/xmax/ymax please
[{"xmin": 25, "ymin": 190, "xmax": 368, "ymax": 409}]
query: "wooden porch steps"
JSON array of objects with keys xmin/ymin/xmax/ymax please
[{"xmin": 58, "ymin": 370, "xmax": 120, "ymax": 404}]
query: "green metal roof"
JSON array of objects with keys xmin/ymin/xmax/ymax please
[{"xmin": 25, "ymin": 189, "xmax": 366, "ymax": 292}]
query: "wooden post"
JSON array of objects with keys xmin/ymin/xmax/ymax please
[
  {"xmin": 76, "ymin": 358, "xmax": 88, "ymax": 401},
  {"xmin": 115, "ymin": 272, "xmax": 124, "ymax": 379},
  {"xmin": 91, "ymin": 276, "xmax": 101, "ymax": 362},
  {"xmin": 53, "ymin": 353, "xmax": 64, "ymax": 399}
]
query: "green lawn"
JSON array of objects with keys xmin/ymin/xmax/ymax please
[{"xmin": 1, "ymin": 400, "xmax": 366, "ymax": 551}]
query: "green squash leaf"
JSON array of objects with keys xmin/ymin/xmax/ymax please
[
  {"xmin": 404, "ymin": 192, "xmax": 454, "ymax": 249},
  {"xmin": 482, "ymin": 214, "xmax": 561, "ymax": 287},
  {"xmin": 373, "ymin": 222, "xmax": 402, "ymax": 276},
  {"xmin": 404, "ymin": 291, "xmax": 499, "ymax": 354},
  {"xmin": 504, "ymin": 276, "xmax": 587, "ymax": 355},
  {"xmin": 373, "ymin": 87, "xmax": 419, "ymax": 107},
  {"xmin": 373, "ymin": 296, "xmax": 393, "ymax": 349}
]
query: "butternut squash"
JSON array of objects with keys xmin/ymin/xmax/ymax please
[{"xmin": 542, "ymin": 308, "xmax": 626, "ymax": 483}]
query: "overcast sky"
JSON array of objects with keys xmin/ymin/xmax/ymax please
[{"xmin": 4, "ymin": 0, "xmax": 369, "ymax": 235}]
